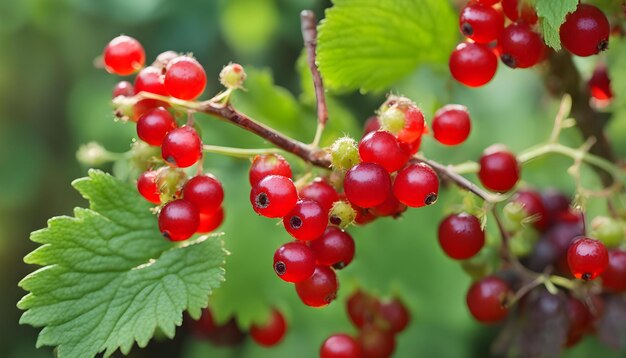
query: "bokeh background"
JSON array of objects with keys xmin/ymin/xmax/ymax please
[{"xmin": 1, "ymin": 0, "xmax": 623, "ymax": 357}]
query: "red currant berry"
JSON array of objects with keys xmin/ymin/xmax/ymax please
[
  {"xmin": 134, "ymin": 66, "xmax": 169, "ymax": 119},
  {"xmin": 501, "ymin": 0, "xmax": 538, "ymax": 24},
  {"xmin": 353, "ymin": 205, "xmax": 377, "ymax": 226},
  {"xmin": 283, "ymin": 200, "xmax": 328, "ymax": 241},
  {"xmin": 432, "ymin": 104, "xmax": 471, "ymax": 146},
  {"xmin": 560, "ymin": 4, "xmax": 610, "ymax": 57},
  {"xmin": 498, "ymin": 23, "xmax": 544, "ymax": 69},
  {"xmin": 478, "ymin": 145, "xmax": 520, "ymax": 192},
  {"xmin": 344, "ymin": 163, "xmax": 392, "ymax": 208},
  {"xmin": 540, "ymin": 188, "xmax": 570, "ymax": 227},
  {"xmin": 459, "ymin": 3, "xmax": 504, "ymax": 44},
  {"xmin": 393, "ymin": 163, "xmax": 439, "ymax": 208},
  {"xmin": 299, "ymin": 178, "xmax": 339, "ymax": 215},
  {"xmin": 250, "ymin": 175, "xmax": 298, "ymax": 218},
  {"xmin": 567, "ymin": 237, "xmax": 609, "ymax": 280},
  {"xmin": 182, "ymin": 174, "xmax": 224, "ymax": 214},
  {"xmin": 363, "ymin": 116, "xmax": 381, "ymax": 135},
  {"xmin": 358, "ymin": 131, "xmax": 410, "ymax": 173},
  {"xmin": 320, "ymin": 334, "xmax": 362, "ymax": 358},
  {"xmin": 466, "ymin": 276, "xmax": 510, "ymax": 323},
  {"xmin": 137, "ymin": 170, "xmax": 161, "ymax": 204},
  {"xmin": 347, "ymin": 290, "xmax": 377, "ymax": 328},
  {"xmin": 374, "ymin": 297, "xmax": 410, "ymax": 334},
  {"xmin": 510, "ymin": 189, "xmax": 548, "ymax": 231},
  {"xmin": 475, "ymin": 0, "xmax": 500, "ymax": 5},
  {"xmin": 295, "ymin": 265, "xmax": 338, "ymax": 307},
  {"xmin": 566, "ymin": 296, "xmax": 591, "ymax": 346},
  {"xmin": 273, "ymin": 242, "xmax": 316, "ymax": 283},
  {"xmin": 371, "ymin": 194, "xmax": 406, "ymax": 218},
  {"xmin": 438, "ymin": 213, "xmax": 485, "ymax": 260},
  {"xmin": 588, "ymin": 65, "xmax": 613, "ymax": 101},
  {"xmin": 357, "ymin": 325, "xmax": 396, "ymax": 358},
  {"xmin": 309, "ymin": 227, "xmax": 355, "ymax": 269},
  {"xmin": 249, "ymin": 154, "xmax": 292, "ymax": 186},
  {"xmin": 136, "ymin": 107, "xmax": 177, "ymax": 146},
  {"xmin": 601, "ymin": 250, "xmax": 626, "ymax": 292},
  {"xmin": 112, "ymin": 81, "xmax": 134, "ymax": 98},
  {"xmin": 250, "ymin": 308, "xmax": 287, "ymax": 347},
  {"xmin": 398, "ymin": 136, "xmax": 422, "ymax": 156},
  {"xmin": 158, "ymin": 199, "xmax": 200, "ymax": 241},
  {"xmin": 164, "ymin": 56, "xmax": 207, "ymax": 100},
  {"xmin": 188, "ymin": 308, "xmax": 217, "ymax": 339},
  {"xmin": 161, "ymin": 126, "xmax": 203, "ymax": 168},
  {"xmin": 103, "ymin": 35, "xmax": 145, "ymax": 75},
  {"xmin": 197, "ymin": 207, "xmax": 224, "ymax": 233},
  {"xmin": 449, "ymin": 42, "xmax": 498, "ymax": 87},
  {"xmin": 397, "ymin": 106, "xmax": 426, "ymax": 144}
]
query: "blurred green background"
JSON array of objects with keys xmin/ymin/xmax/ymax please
[{"xmin": 1, "ymin": 0, "xmax": 623, "ymax": 357}]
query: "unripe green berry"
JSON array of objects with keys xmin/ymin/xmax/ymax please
[
  {"xmin": 219, "ymin": 63, "xmax": 246, "ymax": 89},
  {"xmin": 592, "ymin": 216, "xmax": 624, "ymax": 248},
  {"xmin": 329, "ymin": 200, "xmax": 357, "ymax": 229},
  {"xmin": 503, "ymin": 201, "xmax": 526, "ymax": 231},
  {"xmin": 461, "ymin": 246, "xmax": 496, "ymax": 280},
  {"xmin": 379, "ymin": 107, "xmax": 405, "ymax": 134},
  {"xmin": 112, "ymin": 95, "xmax": 135, "ymax": 121},
  {"xmin": 329, "ymin": 137, "xmax": 360, "ymax": 171},
  {"xmin": 128, "ymin": 141, "xmax": 161, "ymax": 172},
  {"xmin": 76, "ymin": 142, "xmax": 113, "ymax": 166},
  {"xmin": 156, "ymin": 167, "xmax": 187, "ymax": 203}
]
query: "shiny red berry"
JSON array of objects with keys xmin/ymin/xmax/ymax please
[
  {"xmin": 466, "ymin": 276, "xmax": 510, "ymax": 323},
  {"xmin": 136, "ymin": 107, "xmax": 177, "ymax": 146},
  {"xmin": 161, "ymin": 126, "xmax": 202, "ymax": 168},
  {"xmin": 249, "ymin": 154, "xmax": 292, "ymax": 186},
  {"xmin": 250, "ymin": 175, "xmax": 298, "ymax": 218},
  {"xmin": 273, "ymin": 242, "xmax": 316, "ymax": 283},
  {"xmin": 567, "ymin": 237, "xmax": 609, "ymax": 280},
  {"xmin": 438, "ymin": 213, "xmax": 485, "ymax": 260},
  {"xmin": 560, "ymin": 4, "xmax": 610, "ymax": 57},
  {"xmin": 112, "ymin": 80, "xmax": 134, "ymax": 98},
  {"xmin": 134, "ymin": 66, "xmax": 169, "ymax": 119},
  {"xmin": 501, "ymin": 0, "xmax": 538, "ymax": 24},
  {"xmin": 158, "ymin": 199, "xmax": 200, "ymax": 241},
  {"xmin": 309, "ymin": 227, "xmax": 355, "ymax": 269},
  {"xmin": 320, "ymin": 334, "xmax": 362, "ymax": 358},
  {"xmin": 103, "ymin": 35, "xmax": 145, "ymax": 75},
  {"xmin": 197, "ymin": 207, "xmax": 224, "ymax": 233},
  {"xmin": 164, "ymin": 56, "xmax": 207, "ymax": 100},
  {"xmin": 182, "ymin": 174, "xmax": 224, "ymax": 214},
  {"xmin": 358, "ymin": 130, "xmax": 410, "ymax": 173},
  {"xmin": 449, "ymin": 42, "xmax": 498, "ymax": 87},
  {"xmin": 295, "ymin": 265, "xmax": 338, "ymax": 307},
  {"xmin": 498, "ymin": 23, "xmax": 544, "ymax": 69},
  {"xmin": 478, "ymin": 145, "xmax": 520, "ymax": 192},
  {"xmin": 283, "ymin": 200, "xmax": 328, "ymax": 241},
  {"xmin": 601, "ymin": 250, "xmax": 626, "ymax": 292},
  {"xmin": 299, "ymin": 178, "xmax": 339, "ymax": 215},
  {"xmin": 250, "ymin": 308, "xmax": 287, "ymax": 347},
  {"xmin": 432, "ymin": 104, "xmax": 471, "ymax": 146},
  {"xmin": 357, "ymin": 325, "xmax": 396, "ymax": 358},
  {"xmin": 137, "ymin": 170, "xmax": 161, "ymax": 204},
  {"xmin": 344, "ymin": 163, "xmax": 392, "ymax": 208},
  {"xmin": 397, "ymin": 107, "xmax": 426, "ymax": 144},
  {"xmin": 393, "ymin": 163, "xmax": 439, "ymax": 208},
  {"xmin": 371, "ymin": 194, "xmax": 406, "ymax": 218},
  {"xmin": 459, "ymin": 3, "xmax": 504, "ymax": 44},
  {"xmin": 588, "ymin": 65, "xmax": 613, "ymax": 101}
]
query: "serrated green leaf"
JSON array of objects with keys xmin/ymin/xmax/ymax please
[
  {"xmin": 536, "ymin": 0, "xmax": 578, "ymax": 50},
  {"xmin": 18, "ymin": 170, "xmax": 226, "ymax": 358},
  {"xmin": 317, "ymin": 0, "xmax": 457, "ymax": 92}
]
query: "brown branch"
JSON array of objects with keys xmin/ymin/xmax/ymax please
[{"xmin": 300, "ymin": 10, "xmax": 328, "ymax": 127}]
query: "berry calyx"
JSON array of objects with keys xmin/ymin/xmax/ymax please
[
  {"xmin": 283, "ymin": 200, "xmax": 328, "ymax": 241},
  {"xmin": 478, "ymin": 145, "xmax": 520, "ymax": 192},
  {"xmin": 449, "ymin": 42, "xmax": 498, "ymax": 87},
  {"xmin": 431, "ymin": 104, "xmax": 471, "ymax": 146},
  {"xmin": 103, "ymin": 35, "xmax": 145, "ymax": 75},
  {"xmin": 219, "ymin": 63, "xmax": 247, "ymax": 89},
  {"xmin": 273, "ymin": 242, "xmax": 316, "ymax": 283},
  {"xmin": 393, "ymin": 163, "xmax": 439, "ymax": 208},
  {"xmin": 438, "ymin": 213, "xmax": 485, "ymax": 260},
  {"xmin": 459, "ymin": 3, "xmax": 504, "ymax": 44},
  {"xmin": 250, "ymin": 175, "xmax": 298, "ymax": 218},
  {"xmin": 309, "ymin": 227, "xmax": 355, "ymax": 269},
  {"xmin": 601, "ymin": 250, "xmax": 626, "ymax": 292},
  {"xmin": 182, "ymin": 174, "xmax": 224, "ymax": 214},
  {"xmin": 158, "ymin": 199, "xmax": 200, "ymax": 241},
  {"xmin": 299, "ymin": 178, "xmax": 340, "ymax": 215},
  {"xmin": 164, "ymin": 56, "xmax": 207, "ymax": 100},
  {"xmin": 249, "ymin": 153, "xmax": 292, "ymax": 186},
  {"xmin": 466, "ymin": 276, "xmax": 510, "ymax": 323},
  {"xmin": 498, "ymin": 23, "xmax": 544, "ymax": 69},
  {"xmin": 295, "ymin": 265, "xmax": 338, "ymax": 307},
  {"xmin": 197, "ymin": 207, "xmax": 224, "ymax": 233},
  {"xmin": 567, "ymin": 237, "xmax": 609, "ymax": 280},
  {"xmin": 358, "ymin": 130, "xmax": 410, "ymax": 173},
  {"xmin": 137, "ymin": 170, "xmax": 161, "ymax": 204},
  {"xmin": 250, "ymin": 308, "xmax": 287, "ymax": 347},
  {"xmin": 330, "ymin": 137, "xmax": 360, "ymax": 171},
  {"xmin": 320, "ymin": 334, "xmax": 361, "ymax": 358},
  {"xmin": 136, "ymin": 107, "xmax": 177, "ymax": 146},
  {"xmin": 560, "ymin": 4, "xmax": 610, "ymax": 57},
  {"xmin": 161, "ymin": 126, "xmax": 203, "ymax": 168},
  {"xmin": 344, "ymin": 163, "xmax": 392, "ymax": 208}
]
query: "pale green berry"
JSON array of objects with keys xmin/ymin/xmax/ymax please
[
  {"xmin": 329, "ymin": 200, "xmax": 357, "ymax": 229},
  {"xmin": 219, "ymin": 63, "xmax": 246, "ymax": 89},
  {"xmin": 329, "ymin": 137, "xmax": 359, "ymax": 171},
  {"xmin": 592, "ymin": 216, "xmax": 624, "ymax": 248}
]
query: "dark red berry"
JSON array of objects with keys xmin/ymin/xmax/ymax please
[
  {"xmin": 357, "ymin": 325, "xmax": 396, "ymax": 358},
  {"xmin": 273, "ymin": 242, "xmax": 316, "ymax": 283},
  {"xmin": 283, "ymin": 200, "xmax": 328, "ymax": 241},
  {"xmin": 449, "ymin": 42, "xmax": 498, "ymax": 87},
  {"xmin": 136, "ymin": 107, "xmax": 177, "ymax": 146},
  {"xmin": 560, "ymin": 4, "xmax": 610, "ymax": 57},
  {"xmin": 363, "ymin": 116, "xmax": 381, "ymax": 135},
  {"xmin": 466, "ymin": 276, "xmax": 510, "ymax": 323},
  {"xmin": 250, "ymin": 308, "xmax": 287, "ymax": 347},
  {"xmin": 374, "ymin": 297, "xmax": 410, "ymax": 334},
  {"xmin": 459, "ymin": 3, "xmax": 504, "ymax": 44},
  {"xmin": 588, "ymin": 65, "xmax": 613, "ymax": 101},
  {"xmin": 540, "ymin": 188, "xmax": 570, "ymax": 227},
  {"xmin": 566, "ymin": 296, "xmax": 591, "ymax": 346},
  {"xmin": 511, "ymin": 189, "xmax": 548, "ymax": 231},
  {"xmin": 393, "ymin": 163, "xmax": 439, "ymax": 208},
  {"xmin": 164, "ymin": 56, "xmax": 207, "ymax": 100},
  {"xmin": 309, "ymin": 227, "xmax": 355, "ymax": 269},
  {"xmin": 161, "ymin": 126, "xmax": 203, "ymax": 168},
  {"xmin": 432, "ymin": 104, "xmax": 471, "ymax": 146},
  {"xmin": 188, "ymin": 308, "xmax": 217, "ymax": 339},
  {"xmin": 320, "ymin": 334, "xmax": 362, "ymax": 358},
  {"xmin": 295, "ymin": 265, "xmax": 338, "ymax": 307},
  {"xmin": 249, "ymin": 154, "xmax": 292, "ymax": 186},
  {"xmin": 103, "ymin": 35, "xmax": 145, "ymax": 75},
  {"xmin": 250, "ymin": 175, "xmax": 298, "ymax": 218},
  {"xmin": 601, "ymin": 250, "xmax": 626, "ymax": 291},
  {"xmin": 182, "ymin": 174, "xmax": 224, "ymax": 214},
  {"xmin": 158, "ymin": 199, "xmax": 200, "ymax": 241},
  {"xmin": 112, "ymin": 80, "xmax": 134, "ymax": 98},
  {"xmin": 371, "ymin": 194, "xmax": 406, "ymax": 217},
  {"xmin": 347, "ymin": 289, "xmax": 377, "ymax": 328},
  {"xmin": 197, "ymin": 207, "xmax": 224, "ymax": 233},
  {"xmin": 501, "ymin": 0, "xmax": 538, "ymax": 24},
  {"xmin": 498, "ymin": 23, "xmax": 544, "ymax": 69},
  {"xmin": 438, "ymin": 213, "xmax": 485, "ymax": 260},
  {"xmin": 299, "ymin": 178, "xmax": 339, "ymax": 215},
  {"xmin": 478, "ymin": 145, "xmax": 520, "ymax": 192},
  {"xmin": 567, "ymin": 237, "xmax": 609, "ymax": 280},
  {"xmin": 358, "ymin": 130, "xmax": 410, "ymax": 173},
  {"xmin": 344, "ymin": 163, "xmax": 392, "ymax": 208},
  {"xmin": 137, "ymin": 170, "xmax": 161, "ymax": 204}
]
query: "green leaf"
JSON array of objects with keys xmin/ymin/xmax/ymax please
[
  {"xmin": 18, "ymin": 170, "xmax": 226, "ymax": 358},
  {"xmin": 317, "ymin": 0, "xmax": 457, "ymax": 92},
  {"xmin": 535, "ymin": 0, "xmax": 578, "ymax": 50}
]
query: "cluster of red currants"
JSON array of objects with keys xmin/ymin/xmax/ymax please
[
  {"xmin": 449, "ymin": 1, "xmax": 611, "ymax": 87},
  {"xmin": 320, "ymin": 290, "xmax": 410, "ymax": 358}
]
